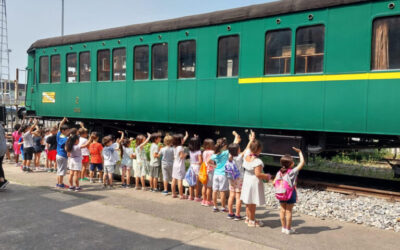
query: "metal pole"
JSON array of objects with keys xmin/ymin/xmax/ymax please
[{"xmin": 61, "ymin": 0, "xmax": 64, "ymax": 36}]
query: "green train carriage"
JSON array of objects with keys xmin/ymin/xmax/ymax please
[{"xmin": 25, "ymin": 0, "xmax": 400, "ymax": 154}]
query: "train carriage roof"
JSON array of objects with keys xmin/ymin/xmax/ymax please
[{"xmin": 28, "ymin": 0, "xmax": 370, "ymax": 52}]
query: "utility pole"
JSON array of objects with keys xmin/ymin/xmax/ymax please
[
  {"xmin": 0, "ymin": 0, "xmax": 10, "ymax": 105},
  {"xmin": 61, "ymin": 0, "xmax": 64, "ymax": 36}
]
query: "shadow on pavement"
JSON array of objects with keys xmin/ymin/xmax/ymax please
[
  {"xmin": 0, "ymin": 184, "xmax": 210, "ymax": 250},
  {"xmin": 295, "ymin": 225, "xmax": 342, "ymax": 235}
]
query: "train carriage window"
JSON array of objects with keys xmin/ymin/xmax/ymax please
[
  {"xmin": 295, "ymin": 25, "xmax": 325, "ymax": 74},
  {"xmin": 113, "ymin": 48, "xmax": 126, "ymax": 81},
  {"xmin": 66, "ymin": 53, "xmax": 77, "ymax": 83},
  {"xmin": 218, "ymin": 35, "xmax": 239, "ymax": 77},
  {"xmin": 50, "ymin": 55, "xmax": 60, "ymax": 83},
  {"xmin": 97, "ymin": 50, "xmax": 110, "ymax": 81},
  {"xmin": 265, "ymin": 29, "xmax": 291, "ymax": 75},
  {"xmin": 178, "ymin": 40, "xmax": 196, "ymax": 78},
  {"xmin": 79, "ymin": 52, "xmax": 91, "ymax": 82},
  {"xmin": 39, "ymin": 56, "xmax": 49, "ymax": 83},
  {"xmin": 134, "ymin": 45, "xmax": 149, "ymax": 80},
  {"xmin": 372, "ymin": 16, "xmax": 400, "ymax": 70},
  {"xmin": 152, "ymin": 43, "xmax": 168, "ymax": 79}
]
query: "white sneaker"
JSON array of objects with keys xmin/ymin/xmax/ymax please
[
  {"xmin": 285, "ymin": 228, "xmax": 295, "ymax": 235},
  {"xmin": 281, "ymin": 227, "xmax": 286, "ymax": 233}
]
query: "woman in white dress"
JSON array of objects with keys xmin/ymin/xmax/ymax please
[{"xmin": 240, "ymin": 139, "xmax": 271, "ymax": 227}]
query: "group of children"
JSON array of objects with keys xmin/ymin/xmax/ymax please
[{"xmin": 9, "ymin": 117, "xmax": 305, "ymax": 234}]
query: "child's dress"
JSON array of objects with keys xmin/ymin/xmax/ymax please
[
  {"xmin": 202, "ymin": 150, "xmax": 214, "ymax": 187},
  {"xmin": 172, "ymin": 146, "xmax": 185, "ymax": 180},
  {"xmin": 240, "ymin": 157, "xmax": 266, "ymax": 206},
  {"xmin": 12, "ymin": 131, "xmax": 21, "ymax": 155},
  {"xmin": 189, "ymin": 150, "xmax": 201, "ymax": 175}
]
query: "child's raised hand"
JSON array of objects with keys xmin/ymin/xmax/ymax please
[
  {"xmin": 147, "ymin": 132, "xmax": 151, "ymax": 138},
  {"xmin": 249, "ymin": 130, "xmax": 255, "ymax": 141},
  {"xmin": 292, "ymin": 147, "xmax": 301, "ymax": 153},
  {"xmin": 118, "ymin": 131, "xmax": 124, "ymax": 134}
]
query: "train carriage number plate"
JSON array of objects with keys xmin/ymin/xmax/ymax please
[{"xmin": 42, "ymin": 92, "xmax": 56, "ymax": 103}]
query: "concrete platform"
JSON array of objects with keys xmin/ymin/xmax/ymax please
[{"xmin": 1, "ymin": 163, "xmax": 398, "ymax": 250}]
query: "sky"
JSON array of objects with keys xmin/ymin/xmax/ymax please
[{"xmin": 7, "ymin": 0, "xmax": 274, "ymax": 82}]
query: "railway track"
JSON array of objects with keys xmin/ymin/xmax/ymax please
[
  {"xmin": 298, "ymin": 180, "xmax": 400, "ymax": 202},
  {"xmin": 264, "ymin": 164, "xmax": 400, "ymax": 201}
]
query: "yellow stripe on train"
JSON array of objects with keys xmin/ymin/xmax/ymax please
[{"xmin": 238, "ymin": 72, "xmax": 400, "ymax": 84}]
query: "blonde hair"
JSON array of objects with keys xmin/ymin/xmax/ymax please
[
  {"xmin": 78, "ymin": 128, "xmax": 88, "ymax": 136},
  {"xmin": 164, "ymin": 135, "xmax": 173, "ymax": 146}
]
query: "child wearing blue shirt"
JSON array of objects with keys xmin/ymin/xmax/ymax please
[{"xmin": 209, "ymin": 137, "xmax": 229, "ymax": 212}]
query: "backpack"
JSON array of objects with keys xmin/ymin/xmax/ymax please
[
  {"xmin": 185, "ymin": 166, "xmax": 197, "ymax": 186},
  {"xmin": 274, "ymin": 169, "xmax": 294, "ymax": 201},
  {"xmin": 225, "ymin": 160, "xmax": 241, "ymax": 180},
  {"xmin": 198, "ymin": 162, "xmax": 208, "ymax": 184}
]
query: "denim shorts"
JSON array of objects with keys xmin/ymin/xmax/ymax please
[
  {"xmin": 280, "ymin": 189, "xmax": 297, "ymax": 204},
  {"xmin": 90, "ymin": 163, "xmax": 103, "ymax": 172}
]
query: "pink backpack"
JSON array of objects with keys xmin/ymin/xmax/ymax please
[{"xmin": 274, "ymin": 169, "xmax": 294, "ymax": 201}]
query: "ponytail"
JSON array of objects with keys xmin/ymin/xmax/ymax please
[
  {"xmin": 214, "ymin": 137, "xmax": 227, "ymax": 154},
  {"xmin": 280, "ymin": 154, "xmax": 294, "ymax": 174}
]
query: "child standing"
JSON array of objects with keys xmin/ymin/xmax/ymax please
[
  {"xmin": 11, "ymin": 124, "xmax": 22, "ymax": 166},
  {"xmin": 32, "ymin": 128, "xmax": 44, "ymax": 170},
  {"xmin": 21, "ymin": 119, "xmax": 38, "ymax": 172},
  {"xmin": 88, "ymin": 132, "xmax": 103, "ymax": 183},
  {"xmin": 56, "ymin": 118, "xmax": 69, "ymax": 188},
  {"xmin": 66, "ymin": 135, "xmax": 83, "ymax": 191},
  {"xmin": 134, "ymin": 133, "xmax": 151, "ymax": 190},
  {"xmin": 171, "ymin": 132, "xmax": 188, "ymax": 199},
  {"xmin": 209, "ymin": 138, "xmax": 229, "ymax": 212},
  {"xmin": 120, "ymin": 137, "xmax": 135, "ymax": 188},
  {"xmin": 274, "ymin": 147, "xmax": 305, "ymax": 234},
  {"xmin": 149, "ymin": 133, "xmax": 162, "ymax": 192},
  {"xmin": 102, "ymin": 133, "xmax": 122, "ymax": 188},
  {"xmin": 46, "ymin": 127, "xmax": 58, "ymax": 172},
  {"xmin": 201, "ymin": 139, "xmax": 215, "ymax": 206},
  {"xmin": 241, "ymin": 139, "xmax": 271, "ymax": 227},
  {"xmin": 226, "ymin": 131, "xmax": 254, "ymax": 220},
  {"xmin": 188, "ymin": 136, "xmax": 202, "ymax": 201},
  {"xmin": 78, "ymin": 124, "xmax": 90, "ymax": 181},
  {"xmin": 159, "ymin": 135, "xmax": 174, "ymax": 195}
]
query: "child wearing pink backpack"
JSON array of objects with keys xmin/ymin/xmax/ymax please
[{"xmin": 273, "ymin": 147, "xmax": 305, "ymax": 235}]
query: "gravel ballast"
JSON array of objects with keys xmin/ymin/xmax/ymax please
[{"xmin": 264, "ymin": 183, "xmax": 400, "ymax": 232}]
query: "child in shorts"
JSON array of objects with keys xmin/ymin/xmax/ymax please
[
  {"xmin": 66, "ymin": 135, "xmax": 83, "ymax": 191},
  {"xmin": 159, "ymin": 135, "xmax": 174, "ymax": 195},
  {"xmin": 78, "ymin": 124, "xmax": 90, "ymax": 181},
  {"xmin": 21, "ymin": 119, "xmax": 38, "ymax": 172},
  {"xmin": 149, "ymin": 133, "xmax": 162, "ymax": 192},
  {"xmin": 32, "ymin": 128, "xmax": 44, "ymax": 170},
  {"xmin": 88, "ymin": 132, "xmax": 103, "ymax": 183},
  {"xmin": 274, "ymin": 147, "xmax": 305, "ymax": 234},
  {"xmin": 209, "ymin": 137, "xmax": 229, "ymax": 212},
  {"xmin": 46, "ymin": 127, "xmax": 58, "ymax": 172},
  {"xmin": 102, "ymin": 133, "xmax": 122, "ymax": 188},
  {"xmin": 56, "ymin": 118, "xmax": 70, "ymax": 188}
]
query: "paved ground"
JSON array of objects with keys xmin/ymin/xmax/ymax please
[{"xmin": 1, "ymin": 162, "xmax": 398, "ymax": 250}]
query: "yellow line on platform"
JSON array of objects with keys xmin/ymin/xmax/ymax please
[{"xmin": 238, "ymin": 72, "xmax": 400, "ymax": 84}]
